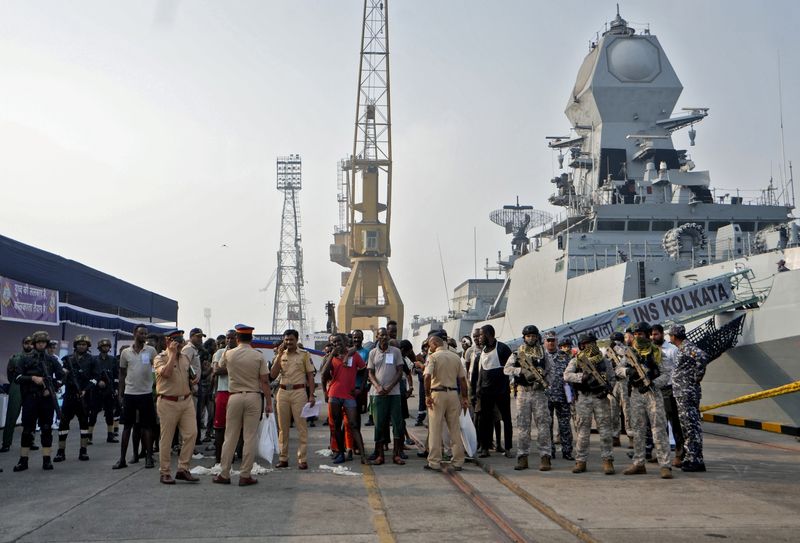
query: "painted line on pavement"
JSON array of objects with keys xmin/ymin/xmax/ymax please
[{"xmin": 362, "ymin": 464, "xmax": 396, "ymax": 543}]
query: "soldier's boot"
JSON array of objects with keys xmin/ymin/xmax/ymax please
[
  {"xmin": 87, "ymin": 426, "xmax": 94, "ymax": 445},
  {"xmin": 514, "ymin": 455, "xmax": 529, "ymax": 471},
  {"xmin": 660, "ymin": 467, "xmax": 673, "ymax": 479},
  {"xmin": 13, "ymin": 457, "xmax": 29, "ymax": 472},
  {"xmin": 602, "ymin": 458, "xmax": 615, "ymax": 475},
  {"xmin": 623, "ymin": 463, "xmax": 647, "ymax": 475},
  {"xmin": 107, "ymin": 432, "xmax": 119, "ymax": 444},
  {"xmin": 53, "ymin": 449, "xmax": 66, "ymax": 463},
  {"xmin": 539, "ymin": 455, "xmax": 552, "ymax": 472},
  {"xmin": 42, "ymin": 456, "xmax": 54, "ymax": 471},
  {"xmin": 612, "ymin": 436, "xmax": 621, "ymax": 447},
  {"xmin": 571, "ymin": 461, "xmax": 587, "ymax": 473},
  {"xmin": 78, "ymin": 447, "xmax": 90, "ymax": 461}
]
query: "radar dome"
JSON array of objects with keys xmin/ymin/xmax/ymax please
[{"xmin": 607, "ymin": 38, "xmax": 661, "ymax": 82}]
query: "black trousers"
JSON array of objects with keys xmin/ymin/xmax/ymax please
[
  {"xmin": 661, "ymin": 387, "xmax": 685, "ymax": 458},
  {"xmin": 478, "ymin": 386, "xmax": 512, "ymax": 451},
  {"xmin": 90, "ymin": 392, "xmax": 116, "ymax": 427},
  {"xmin": 21, "ymin": 393, "xmax": 54, "ymax": 448},
  {"xmin": 59, "ymin": 395, "xmax": 89, "ymax": 432}
]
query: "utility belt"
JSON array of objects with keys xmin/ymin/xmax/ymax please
[
  {"xmin": 279, "ymin": 384, "xmax": 306, "ymax": 390},
  {"xmin": 431, "ymin": 386, "xmax": 458, "ymax": 392},
  {"xmin": 160, "ymin": 394, "xmax": 192, "ymax": 402},
  {"xmin": 230, "ymin": 391, "xmax": 261, "ymax": 395}
]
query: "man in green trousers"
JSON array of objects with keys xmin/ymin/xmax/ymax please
[{"xmin": 2, "ymin": 336, "xmax": 34, "ymax": 452}]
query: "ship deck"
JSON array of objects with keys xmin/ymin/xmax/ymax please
[{"xmin": 1, "ymin": 415, "xmax": 799, "ymax": 543}]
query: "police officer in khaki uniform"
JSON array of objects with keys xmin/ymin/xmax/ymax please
[
  {"xmin": 213, "ymin": 324, "xmax": 273, "ymax": 486},
  {"xmin": 270, "ymin": 329, "xmax": 315, "ymax": 470},
  {"xmin": 423, "ymin": 335, "xmax": 470, "ymax": 471},
  {"xmin": 154, "ymin": 330, "xmax": 200, "ymax": 485}
]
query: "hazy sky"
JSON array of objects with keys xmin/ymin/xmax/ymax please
[{"xmin": 2, "ymin": 1, "xmax": 798, "ymax": 336}]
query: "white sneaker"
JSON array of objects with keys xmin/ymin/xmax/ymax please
[{"xmin": 192, "ymin": 453, "xmax": 204, "ymax": 460}]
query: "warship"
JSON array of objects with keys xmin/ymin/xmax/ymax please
[{"xmin": 411, "ymin": 10, "xmax": 800, "ymax": 428}]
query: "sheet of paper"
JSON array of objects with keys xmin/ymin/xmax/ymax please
[
  {"xmin": 301, "ymin": 402, "xmax": 320, "ymax": 419},
  {"xmin": 385, "ymin": 353, "xmax": 394, "ymax": 365}
]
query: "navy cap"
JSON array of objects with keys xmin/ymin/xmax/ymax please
[
  {"xmin": 165, "ymin": 329, "xmax": 185, "ymax": 339},
  {"xmin": 544, "ymin": 331, "xmax": 557, "ymax": 340},
  {"xmin": 668, "ymin": 324, "xmax": 686, "ymax": 337},
  {"xmin": 189, "ymin": 328, "xmax": 206, "ymax": 337},
  {"xmin": 235, "ymin": 324, "xmax": 255, "ymax": 334}
]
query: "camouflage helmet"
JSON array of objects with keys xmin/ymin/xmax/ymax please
[
  {"xmin": 73, "ymin": 334, "xmax": 92, "ymax": 348},
  {"xmin": 97, "ymin": 338, "xmax": 112, "ymax": 348},
  {"xmin": 31, "ymin": 331, "xmax": 51, "ymax": 344}
]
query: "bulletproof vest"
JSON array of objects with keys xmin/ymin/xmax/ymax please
[
  {"xmin": 63, "ymin": 352, "xmax": 96, "ymax": 394},
  {"xmin": 18, "ymin": 351, "xmax": 60, "ymax": 395}
]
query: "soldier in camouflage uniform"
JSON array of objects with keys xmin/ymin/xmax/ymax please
[
  {"xmin": 504, "ymin": 325, "xmax": 553, "ymax": 471},
  {"xmin": 563, "ymin": 333, "xmax": 616, "ymax": 475},
  {"xmin": 544, "ymin": 332, "xmax": 574, "ymax": 460},
  {"xmin": 604, "ymin": 332, "xmax": 631, "ymax": 448},
  {"xmin": 55, "ymin": 335, "xmax": 99, "ymax": 462},
  {"xmin": 617, "ymin": 322, "xmax": 673, "ymax": 479},
  {"xmin": 668, "ymin": 324, "xmax": 709, "ymax": 472}
]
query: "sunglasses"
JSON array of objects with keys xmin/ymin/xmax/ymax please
[{"xmin": 545, "ymin": 338, "xmax": 556, "ymax": 342}]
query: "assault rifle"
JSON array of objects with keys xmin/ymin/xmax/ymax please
[
  {"xmin": 38, "ymin": 356, "xmax": 63, "ymax": 421},
  {"xmin": 100, "ymin": 368, "xmax": 118, "ymax": 401},
  {"xmin": 516, "ymin": 351, "xmax": 549, "ymax": 391},
  {"xmin": 575, "ymin": 353, "xmax": 613, "ymax": 399},
  {"xmin": 65, "ymin": 357, "xmax": 91, "ymax": 414},
  {"xmin": 605, "ymin": 344, "xmax": 623, "ymax": 369},
  {"xmin": 624, "ymin": 349, "xmax": 652, "ymax": 390}
]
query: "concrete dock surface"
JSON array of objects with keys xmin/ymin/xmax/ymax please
[{"xmin": 1, "ymin": 419, "xmax": 798, "ymax": 543}]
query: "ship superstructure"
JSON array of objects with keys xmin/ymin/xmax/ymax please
[{"xmin": 413, "ymin": 11, "xmax": 800, "ymax": 427}]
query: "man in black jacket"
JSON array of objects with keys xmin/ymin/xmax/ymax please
[
  {"xmin": 13, "ymin": 331, "xmax": 64, "ymax": 472},
  {"xmin": 476, "ymin": 325, "xmax": 513, "ymax": 458}
]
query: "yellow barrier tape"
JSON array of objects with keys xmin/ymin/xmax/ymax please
[{"xmin": 700, "ymin": 380, "xmax": 800, "ymax": 412}]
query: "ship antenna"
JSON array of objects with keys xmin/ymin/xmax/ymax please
[
  {"xmin": 436, "ymin": 235, "xmax": 452, "ymax": 314},
  {"xmin": 778, "ymin": 51, "xmax": 790, "ymax": 206}
]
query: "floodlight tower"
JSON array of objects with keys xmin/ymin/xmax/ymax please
[
  {"xmin": 331, "ymin": 0, "xmax": 403, "ymax": 333},
  {"xmin": 273, "ymin": 154, "xmax": 307, "ymax": 336}
]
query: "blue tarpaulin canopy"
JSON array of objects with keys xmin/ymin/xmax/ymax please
[{"xmin": 0, "ymin": 234, "xmax": 177, "ymax": 322}]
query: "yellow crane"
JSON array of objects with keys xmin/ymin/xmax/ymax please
[{"xmin": 330, "ymin": 0, "xmax": 403, "ymax": 333}]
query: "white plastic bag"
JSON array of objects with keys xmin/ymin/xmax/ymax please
[
  {"xmin": 258, "ymin": 414, "xmax": 280, "ymax": 464},
  {"xmin": 459, "ymin": 409, "xmax": 477, "ymax": 458}
]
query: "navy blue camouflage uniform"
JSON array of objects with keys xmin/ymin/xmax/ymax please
[
  {"xmin": 545, "ymin": 349, "xmax": 574, "ymax": 459},
  {"xmin": 673, "ymin": 339, "xmax": 709, "ymax": 467}
]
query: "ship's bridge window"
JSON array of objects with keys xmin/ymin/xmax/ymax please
[
  {"xmin": 627, "ymin": 220, "xmax": 650, "ymax": 231},
  {"xmin": 709, "ymin": 221, "xmax": 732, "ymax": 232},
  {"xmin": 651, "ymin": 220, "xmax": 675, "ymax": 231},
  {"xmin": 737, "ymin": 222, "xmax": 755, "ymax": 232},
  {"xmin": 597, "ymin": 220, "xmax": 626, "ymax": 231}
]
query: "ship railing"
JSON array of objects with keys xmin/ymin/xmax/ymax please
[{"xmin": 568, "ymin": 235, "xmax": 797, "ymax": 277}]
